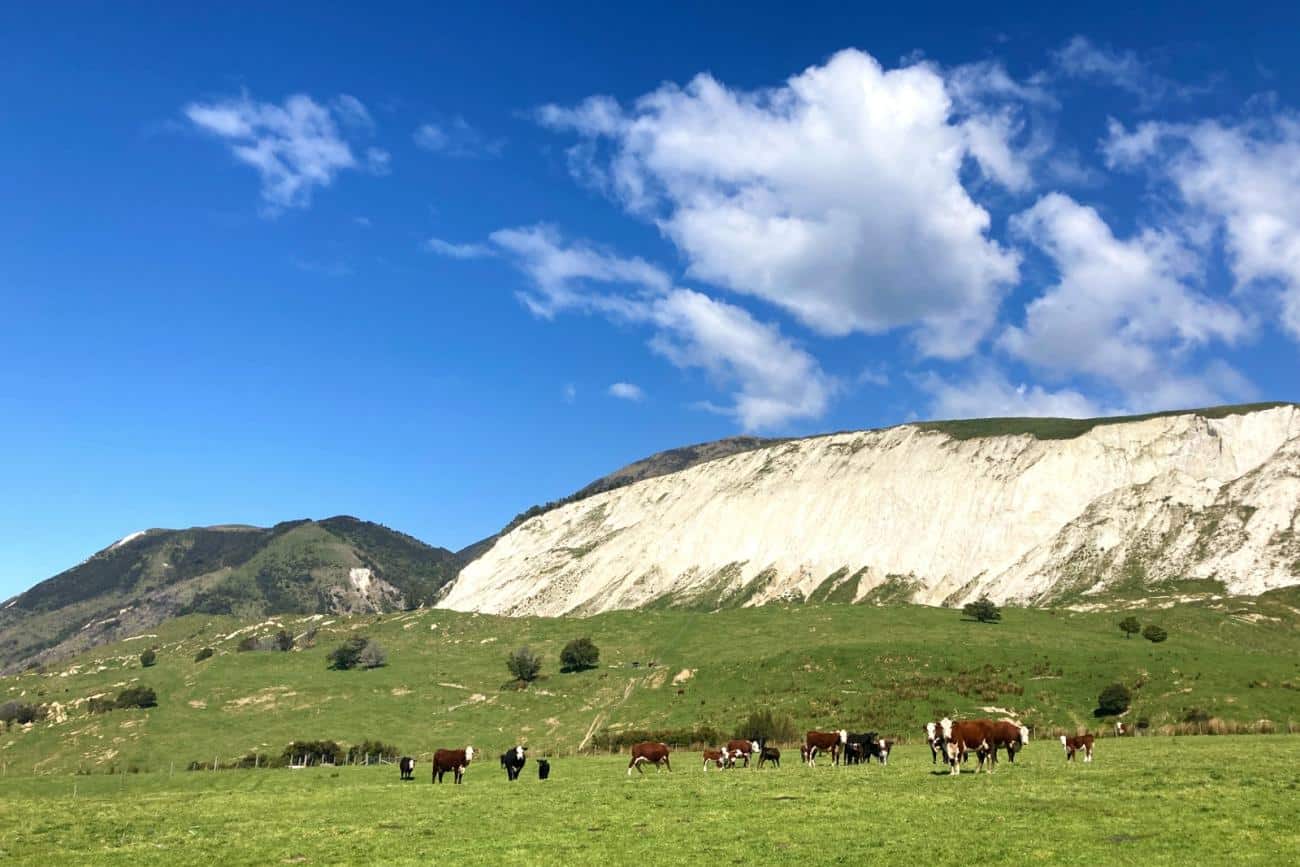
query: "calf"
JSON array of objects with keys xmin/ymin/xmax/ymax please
[
  {"xmin": 804, "ymin": 730, "xmax": 847, "ymax": 766},
  {"xmin": 500, "ymin": 745, "xmax": 527, "ymax": 781},
  {"xmin": 725, "ymin": 738, "xmax": 761, "ymax": 768},
  {"xmin": 866, "ymin": 738, "xmax": 893, "ymax": 765},
  {"xmin": 758, "ymin": 745, "xmax": 781, "ymax": 769},
  {"xmin": 1115, "ymin": 721, "xmax": 1132, "ymax": 737},
  {"xmin": 843, "ymin": 732, "xmax": 878, "ymax": 766},
  {"xmin": 702, "ymin": 748, "xmax": 728, "ymax": 771},
  {"xmin": 939, "ymin": 718, "xmax": 994, "ymax": 775},
  {"xmin": 537, "ymin": 758, "xmax": 551, "ymax": 780},
  {"xmin": 1061, "ymin": 734, "xmax": 1094, "ymax": 763},
  {"xmin": 432, "ymin": 746, "xmax": 474, "ymax": 784},
  {"xmin": 627, "ymin": 741, "xmax": 672, "ymax": 775},
  {"xmin": 398, "ymin": 756, "xmax": 415, "ymax": 781}
]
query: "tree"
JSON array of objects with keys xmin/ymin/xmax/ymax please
[
  {"xmin": 1097, "ymin": 682, "xmax": 1132, "ymax": 716},
  {"xmin": 328, "ymin": 636, "xmax": 369, "ymax": 670},
  {"xmin": 963, "ymin": 595, "xmax": 1001, "ymax": 623},
  {"xmin": 358, "ymin": 640, "xmax": 388, "ymax": 669},
  {"xmin": 194, "ymin": 647, "xmax": 214, "ymax": 662},
  {"xmin": 1142, "ymin": 624, "xmax": 1168, "ymax": 643},
  {"xmin": 139, "ymin": 648, "xmax": 157, "ymax": 667},
  {"xmin": 1118, "ymin": 616, "xmax": 1142, "ymax": 639},
  {"xmin": 736, "ymin": 708, "xmax": 798, "ymax": 743},
  {"xmin": 560, "ymin": 637, "xmax": 600, "ymax": 672},
  {"xmin": 506, "ymin": 646, "xmax": 543, "ymax": 683},
  {"xmin": 115, "ymin": 685, "xmax": 158, "ymax": 710}
]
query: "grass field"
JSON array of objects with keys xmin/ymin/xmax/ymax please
[
  {"xmin": 5, "ymin": 594, "xmax": 1300, "ymax": 776},
  {"xmin": 2, "ymin": 738, "xmax": 1298, "ymax": 865}
]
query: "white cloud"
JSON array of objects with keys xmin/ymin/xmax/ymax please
[
  {"xmin": 917, "ymin": 366, "xmax": 1108, "ymax": 420},
  {"xmin": 487, "ymin": 226, "xmax": 833, "ymax": 430},
  {"xmin": 365, "ymin": 147, "xmax": 392, "ymax": 175},
  {"xmin": 608, "ymin": 382, "xmax": 645, "ymax": 401},
  {"xmin": 1001, "ymin": 193, "xmax": 1249, "ymax": 396},
  {"xmin": 426, "ymin": 237, "xmax": 494, "ymax": 259},
  {"xmin": 413, "ymin": 117, "xmax": 503, "ymax": 157},
  {"xmin": 563, "ymin": 383, "xmax": 577, "ymax": 404},
  {"xmin": 538, "ymin": 49, "xmax": 1023, "ymax": 358},
  {"xmin": 1052, "ymin": 36, "xmax": 1197, "ymax": 108},
  {"xmin": 1108, "ymin": 115, "xmax": 1300, "ymax": 339},
  {"xmin": 333, "ymin": 94, "xmax": 375, "ymax": 130},
  {"xmin": 185, "ymin": 93, "xmax": 374, "ymax": 212}
]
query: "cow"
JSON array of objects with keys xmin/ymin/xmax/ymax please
[
  {"xmin": 500, "ymin": 745, "xmax": 527, "ymax": 781},
  {"xmin": 432, "ymin": 746, "xmax": 474, "ymax": 784},
  {"xmin": 627, "ymin": 742, "xmax": 672, "ymax": 775},
  {"xmin": 843, "ymin": 732, "xmax": 878, "ymax": 765},
  {"xmin": 804, "ymin": 730, "xmax": 847, "ymax": 766},
  {"xmin": 987, "ymin": 721, "xmax": 1030, "ymax": 767},
  {"xmin": 758, "ymin": 744, "xmax": 781, "ymax": 769},
  {"xmin": 925, "ymin": 721, "xmax": 944, "ymax": 764},
  {"xmin": 537, "ymin": 758, "xmax": 551, "ymax": 780},
  {"xmin": 398, "ymin": 756, "xmax": 416, "ymax": 781},
  {"xmin": 939, "ymin": 718, "xmax": 994, "ymax": 775},
  {"xmin": 701, "ymin": 748, "xmax": 728, "ymax": 771},
  {"xmin": 725, "ymin": 738, "xmax": 761, "ymax": 768},
  {"xmin": 1061, "ymin": 734, "xmax": 1095, "ymax": 762},
  {"xmin": 866, "ymin": 738, "xmax": 893, "ymax": 765},
  {"xmin": 1115, "ymin": 721, "xmax": 1133, "ymax": 737}
]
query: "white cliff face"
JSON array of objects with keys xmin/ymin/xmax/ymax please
[{"xmin": 441, "ymin": 407, "xmax": 1300, "ymax": 615}]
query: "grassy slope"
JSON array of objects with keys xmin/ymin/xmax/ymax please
[
  {"xmin": 5, "ymin": 593, "xmax": 1300, "ymax": 775},
  {"xmin": 914, "ymin": 401, "xmax": 1295, "ymax": 440},
  {"xmin": 2, "ymin": 739, "xmax": 1298, "ymax": 866}
]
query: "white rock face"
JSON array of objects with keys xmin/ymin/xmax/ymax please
[{"xmin": 441, "ymin": 407, "xmax": 1300, "ymax": 615}]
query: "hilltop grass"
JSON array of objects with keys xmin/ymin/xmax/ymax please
[
  {"xmin": 1, "ymin": 738, "xmax": 1298, "ymax": 865},
  {"xmin": 914, "ymin": 402, "xmax": 1295, "ymax": 441},
  {"xmin": 4, "ymin": 595, "xmax": 1300, "ymax": 776}
]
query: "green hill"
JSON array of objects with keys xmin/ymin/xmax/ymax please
[
  {"xmin": 4, "ymin": 589, "xmax": 1299, "ymax": 775},
  {"xmin": 0, "ymin": 517, "xmax": 461, "ymax": 673}
]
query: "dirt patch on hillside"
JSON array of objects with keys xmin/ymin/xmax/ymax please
[{"xmin": 225, "ymin": 686, "xmax": 297, "ymax": 711}]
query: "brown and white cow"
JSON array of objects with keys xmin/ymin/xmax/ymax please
[
  {"xmin": 987, "ymin": 720, "xmax": 1030, "ymax": 766},
  {"xmin": 804, "ymin": 730, "xmax": 847, "ymax": 766},
  {"xmin": 725, "ymin": 738, "xmax": 761, "ymax": 768},
  {"xmin": 432, "ymin": 746, "xmax": 474, "ymax": 784},
  {"xmin": 701, "ymin": 748, "xmax": 727, "ymax": 771},
  {"xmin": 1115, "ymin": 721, "xmax": 1133, "ymax": 737},
  {"xmin": 627, "ymin": 741, "xmax": 672, "ymax": 775},
  {"xmin": 939, "ymin": 718, "xmax": 995, "ymax": 775},
  {"xmin": 1061, "ymin": 734, "xmax": 1094, "ymax": 762}
]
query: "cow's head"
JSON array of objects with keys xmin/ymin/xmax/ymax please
[
  {"xmin": 464, "ymin": 746, "xmax": 475, "ymax": 761},
  {"xmin": 516, "ymin": 746, "xmax": 525, "ymax": 761},
  {"xmin": 1018, "ymin": 725, "xmax": 1030, "ymax": 745},
  {"xmin": 925, "ymin": 721, "xmax": 937, "ymax": 743},
  {"xmin": 750, "ymin": 741, "xmax": 761, "ymax": 755},
  {"xmin": 939, "ymin": 718, "xmax": 953, "ymax": 740},
  {"xmin": 1059, "ymin": 735, "xmax": 1068, "ymax": 749},
  {"xmin": 838, "ymin": 729, "xmax": 848, "ymax": 745}
]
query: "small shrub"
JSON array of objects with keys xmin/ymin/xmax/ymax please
[
  {"xmin": 194, "ymin": 647, "xmax": 214, "ymax": 662},
  {"xmin": 0, "ymin": 700, "xmax": 46, "ymax": 726},
  {"xmin": 560, "ymin": 637, "xmax": 600, "ymax": 672},
  {"xmin": 139, "ymin": 648, "xmax": 157, "ymax": 668},
  {"xmin": 506, "ymin": 646, "xmax": 543, "ymax": 683},
  {"xmin": 1118, "ymin": 616, "xmax": 1142, "ymax": 639},
  {"xmin": 275, "ymin": 630, "xmax": 295, "ymax": 652},
  {"xmin": 345, "ymin": 739, "xmax": 401, "ymax": 764},
  {"xmin": 1183, "ymin": 706, "xmax": 1211, "ymax": 724},
  {"xmin": 328, "ymin": 637, "xmax": 368, "ymax": 670},
  {"xmin": 237, "ymin": 636, "xmax": 259, "ymax": 653},
  {"xmin": 962, "ymin": 595, "xmax": 1001, "ymax": 623},
  {"xmin": 115, "ymin": 685, "xmax": 158, "ymax": 710},
  {"xmin": 87, "ymin": 697, "xmax": 116, "ymax": 714},
  {"xmin": 358, "ymin": 640, "xmax": 387, "ymax": 669},
  {"xmin": 1096, "ymin": 682, "xmax": 1132, "ymax": 716},
  {"xmin": 281, "ymin": 739, "xmax": 344, "ymax": 766},
  {"xmin": 1143, "ymin": 624, "xmax": 1169, "ymax": 643}
]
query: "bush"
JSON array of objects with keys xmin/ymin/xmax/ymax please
[
  {"xmin": 115, "ymin": 685, "xmax": 158, "ymax": 710},
  {"xmin": 281, "ymin": 739, "xmax": 344, "ymax": 766},
  {"xmin": 87, "ymin": 697, "xmax": 116, "ymax": 714},
  {"xmin": 1118, "ymin": 616, "xmax": 1142, "ymax": 639},
  {"xmin": 275, "ymin": 630, "xmax": 295, "ymax": 652},
  {"xmin": 560, "ymin": 637, "xmax": 600, "ymax": 672},
  {"xmin": 506, "ymin": 646, "xmax": 543, "ymax": 682},
  {"xmin": 1143, "ymin": 624, "xmax": 1169, "ymax": 643},
  {"xmin": 194, "ymin": 647, "xmax": 214, "ymax": 662},
  {"xmin": 139, "ymin": 648, "xmax": 157, "ymax": 667},
  {"xmin": 345, "ymin": 739, "xmax": 401, "ymax": 764},
  {"xmin": 1183, "ymin": 706, "xmax": 1211, "ymax": 724},
  {"xmin": 237, "ymin": 636, "xmax": 260, "ymax": 652},
  {"xmin": 735, "ymin": 708, "xmax": 799, "ymax": 743},
  {"xmin": 358, "ymin": 640, "xmax": 387, "ymax": 669},
  {"xmin": 0, "ymin": 700, "xmax": 46, "ymax": 726},
  {"xmin": 1096, "ymin": 682, "xmax": 1132, "ymax": 716},
  {"xmin": 962, "ymin": 595, "xmax": 1001, "ymax": 623}
]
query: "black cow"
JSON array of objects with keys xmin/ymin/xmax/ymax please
[
  {"xmin": 537, "ymin": 758, "xmax": 551, "ymax": 780},
  {"xmin": 843, "ymin": 732, "xmax": 878, "ymax": 765},
  {"xmin": 500, "ymin": 745, "xmax": 527, "ymax": 781},
  {"xmin": 757, "ymin": 744, "xmax": 781, "ymax": 769},
  {"xmin": 866, "ymin": 738, "xmax": 893, "ymax": 765},
  {"xmin": 399, "ymin": 756, "xmax": 415, "ymax": 780}
]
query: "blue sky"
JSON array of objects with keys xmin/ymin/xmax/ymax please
[{"xmin": 3, "ymin": 2, "xmax": 1299, "ymax": 595}]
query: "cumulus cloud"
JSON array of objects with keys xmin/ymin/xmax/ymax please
[
  {"xmin": 413, "ymin": 117, "xmax": 504, "ymax": 157},
  {"xmin": 486, "ymin": 226, "xmax": 833, "ymax": 429},
  {"xmin": 917, "ymin": 366, "xmax": 1108, "ymax": 420},
  {"xmin": 1001, "ymin": 193, "xmax": 1249, "ymax": 398},
  {"xmin": 1107, "ymin": 115, "xmax": 1300, "ymax": 339},
  {"xmin": 538, "ymin": 49, "xmax": 1024, "ymax": 358},
  {"xmin": 185, "ymin": 92, "xmax": 380, "ymax": 212},
  {"xmin": 608, "ymin": 382, "xmax": 645, "ymax": 401}
]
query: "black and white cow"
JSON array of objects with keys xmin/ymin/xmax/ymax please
[
  {"xmin": 844, "ymin": 732, "xmax": 879, "ymax": 765},
  {"xmin": 399, "ymin": 756, "xmax": 416, "ymax": 780},
  {"xmin": 500, "ymin": 745, "xmax": 527, "ymax": 781},
  {"xmin": 866, "ymin": 738, "xmax": 893, "ymax": 765}
]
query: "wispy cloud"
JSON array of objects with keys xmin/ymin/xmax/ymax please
[
  {"xmin": 413, "ymin": 117, "xmax": 504, "ymax": 157},
  {"xmin": 1052, "ymin": 36, "xmax": 1209, "ymax": 108},
  {"xmin": 608, "ymin": 382, "xmax": 645, "ymax": 401},
  {"xmin": 426, "ymin": 237, "xmax": 494, "ymax": 259}
]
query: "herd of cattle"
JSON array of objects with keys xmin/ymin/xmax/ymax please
[{"xmin": 400, "ymin": 715, "xmax": 1109, "ymax": 783}]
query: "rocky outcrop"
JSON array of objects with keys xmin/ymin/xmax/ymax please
[{"xmin": 441, "ymin": 406, "xmax": 1300, "ymax": 615}]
